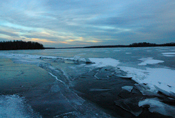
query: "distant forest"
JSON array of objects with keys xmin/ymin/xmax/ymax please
[
  {"xmin": 1, "ymin": 40, "xmax": 175, "ymax": 50},
  {"xmin": 84, "ymin": 42, "xmax": 175, "ymax": 48},
  {"xmin": 0, "ymin": 40, "xmax": 44, "ymax": 50}
]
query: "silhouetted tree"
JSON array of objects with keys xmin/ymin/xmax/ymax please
[{"xmin": 0, "ymin": 40, "xmax": 44, "ymax": 50}]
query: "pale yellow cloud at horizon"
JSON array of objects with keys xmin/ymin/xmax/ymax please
[
  {"xmin": 31, "ymin": 38, "xmax": 56, "ymax": 43},
  {"xmin": 86, "ymin": 40, "xmax": 101, "ymax": 43}
]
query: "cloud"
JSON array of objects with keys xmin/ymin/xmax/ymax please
[
  {"xmin": 0, "ymin": 28, "xmax": 19, "ymax": 37},
  {"xmin": 30, "ymin": 38, "xmax": 56, "ymax": 43},
  {"xmin": 0, "ymin": 0, "xmax": 175, "ymax": 47}
]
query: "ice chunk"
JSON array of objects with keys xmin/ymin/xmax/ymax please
[
  {"xmin": 122, "ymin": 86, "xmax": 133, "ymax": 92},
  {"xmin": 138, "ymin": 98, "xmax": 175, "ymax": 117},
  {"xmin": 115, "ymin": 97, "xmax": 142, "ymax": 116}
]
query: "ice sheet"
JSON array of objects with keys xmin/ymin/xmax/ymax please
[
  {"xmin": 138, "ymin": 98, "xmax": 175, "ymax": 117},
  {"xmin": 0, "ymin": 53, "xmax": 59, "ymax": 65},
  {"xmin": 0, "ymin": 53, "xmax": 58, "ymax": 60},
  {"xmin": 113, "ymin": 49, "xmax": 121, "ymax": 52},
  {"xmin": 138, "ymin": 57, "xmax": 164, "ymax": 65}
]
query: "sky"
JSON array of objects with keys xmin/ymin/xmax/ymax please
[{"xmin": 0, "ymin": 0, "xmax": 175, "ymax": 47}]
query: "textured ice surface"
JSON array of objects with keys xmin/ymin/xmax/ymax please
[
  {"xmin": 113, "ymin": 49, "xmax": 121, "ymax": 52},
  {"xmin": 138, "ymin": 98, "xmax": 175, "ymax": 117},
  {"xmin": 125, "ymin": 52, "xmax": 131, "ymax": 54},
  {"xmin": 0, "ymin": 95, "xmax": 41, "ymax": 118},
  {"xmin": 138, "ymin": 57, "xmax": 164, "ymax": 65}
]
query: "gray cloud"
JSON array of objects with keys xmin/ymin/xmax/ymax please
[
  {"xmin": 0, "ymin": 0, "xmax": 175, "ymax": 47},
  {"xmin": 0, "ymin": 30, "xmax": 19, "ymax": 37}
]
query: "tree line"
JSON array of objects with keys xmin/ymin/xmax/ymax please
[
  {"xmin": 129, "ymin": 42, "xmax": 175, "ymax": 47},
  {"xmin": 0, "ymin": 40, "xmax": 44, "ymax": 50},
  {"xmin": 84, "ymin": 42, "xmax": 175, "ymax": 48}
]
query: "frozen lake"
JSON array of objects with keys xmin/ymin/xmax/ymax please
[{"xmin": 0, "ymin": 47, "xmax": 175, "ymax": 118}]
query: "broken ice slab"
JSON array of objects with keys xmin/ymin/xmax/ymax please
[
  {"xmin": 138, "ymin": 98, "xmax": 175, "ymax": 117},
  {"xmin": 122, "ymin": 86, "xmax": 134, "ymax": 92},
  {"xmin": 115, "ymin": 97, "xmax": 142, "ymax": 116}
]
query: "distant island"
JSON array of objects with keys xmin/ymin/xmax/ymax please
[
  {"xmin": 1, "ymin": 41, "xmax": 175, "ymax": 50},
  {"xmin": 83, "ymin": 42, "xmax": 175, "ymax": 48},
  {"xmin": 51, "ymin": 42, "xmax": 175, "ymax": 49},
  {"xmin": 0, "ymin": 40, "xmax": 44, "ymax": 50}
]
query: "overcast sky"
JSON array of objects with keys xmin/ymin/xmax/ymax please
[{"xmin": 0, "ymin": 0, "xmax": 175, "ymax": 47}]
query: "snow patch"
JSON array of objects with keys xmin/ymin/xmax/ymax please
[
  {"xmin": 162, "ymin": 52, "xmax": 175, "ymax": 57},
  {"xmin": 142, "ymin": 68, "xmax": 175, "ymax": 96},
  {"xmin": 119, "ymin": 66, "xmax": 175, "ymax": 97},
  {"xmin": 89, "ymin": 58, "xmax": 120, "ymax": 67},
  {"xmin": 138, "ymin": 57, "xmax": 164, "ymax": 65}
]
